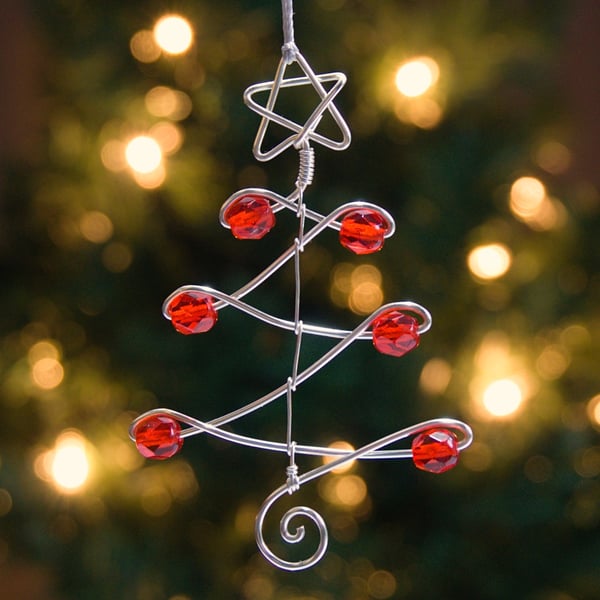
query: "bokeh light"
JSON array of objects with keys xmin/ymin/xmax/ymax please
[
  {"xmin": 330, "ymin": 263, "xmax": 383, "ymax": 314},
  {"xmin": 100, "ymin": 140, "xmax": 127, "ymax": 172},
  {"xmin": 510, "ymin": 176, "xmax": 546, "ymax": 218},
  {"xmin": 509, "ymin": 176, "xmax": 567, "ymax": 231},
  {"xmin": 31, "ymin": 358, "xmax": 64, "ymax": 390},
  {"xmin": 535, "ymin": 141, "xmax": 571, "ymax": 175},
  {"xmin": 145, "ymin": 86, "xmax": 192, "ymax": 121},
  {"xmin": 368, "ymin": 570, "xmax": 397, "ymax": 600},
  {"xmin": 79, "ymin": 211, "xmax": 114, "ymax": 244},
  {"xmin": 419, "ymin": 358, "xmax": 453, "ymax": 396},
  {"xmin": 132, "ymin": 164, "xmax": 166, "ymax": 189},
  {"xmin": 153, "ymin": 15, "xmax": 194, "ymax": 55},
  {"xmin": 130, "ymin": 30, "xmax": 161, "ymax": 63},
  {"xmin": 395, "ymin": 57, "xmax": 440, "ymax": 97},
  {"xmin": 322, "ymin": 441, "xmax": 356, "ymax": 473},
  {"xmin": 467, "ymin": 243, "xmax": 512, "ymax": 280},
  {"xmin": 150, "ymin": 121, "xmax": 184, "ymax": 155},
  {"xmin": 319, "ymin": 474, "xmax": 368, "ymax": 508},
  {"xmin": 48, "ymin": 431, "xmax": 91, "ymax": 493},
  {"xmin": 29, "ymin": 340, "xmax": 64, "ymax": 390},
  {"xmin": 349, "ymin": 264, "xmax": 383, "ymax": 315},
  {"xmin": 587, "ymin": 395, "xmax": 600, "ymax": 428},
  {"xmin": 403, "ymin": 97, "xmax": 443, "ymax": 129},
  {"xmin": 125, "ymin": 136, "xmax": 163, "ymax": 174},
  {"xmin": 481, "ymin": 378, "xmax": 524, "ymax": 418}
]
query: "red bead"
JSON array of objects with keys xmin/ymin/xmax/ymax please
[
  {"xmin": 412, "ymin": 429, "xmax": 459, "ymax": 474},
  {"xmin": 134, "ymin": 415, "xmax": 183, "ymax": 460},
  {"xmin": 339, "ymin": 209, "xmax": 389, "ymax": 255},
  {"xmin": 167, "ymin": 292, "xmax": 217, "ymax": 335},
  {"xmin": 224, "ymin": 194, "xmax": 275, "ymax": 239},
  {"xmin": 371, "ymin": 310, "xmax": 420, "ymax": 357}
]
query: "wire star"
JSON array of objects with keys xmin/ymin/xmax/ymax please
[{"xmin": 244, "ymin": 50, "xmax": 352, "ymax": 161}]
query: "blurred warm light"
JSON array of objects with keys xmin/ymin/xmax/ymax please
[
  {"xmin": 573, "ymin": 447, "xmax": 600, "ymax": 479},
  {"xmin": 535, "ymin": 141, "xmax": 571, "ymax": 175},
  {"xmin": 467, "ymin": 243, "xmax": 512, "ymax": 280},
  {"xmin": 150, "ymin": 121, "xmax": 184, "ymax": 155},
  {"xmin": 112, "ymin": 439, "xmax": 144, "ymax": 472},
  {"xmin": 529, "ymin": 197, "xmax": 567, "ymax": 231},
  {"xmin": 320, "ymin": 474, "xmax": 368, "ymax": 508},
  {"xmin": 330, "ymin": 262, "xmax": 353, "ymax": 306},
  {"xmin": 510, "ymin": 176, "xmax": 546, "ymax": 217},
  {"xmin": 509, "ymin": 176, "xmax": 566, "ymax": 231},
  {"xmin": 348, "ymin": 264, "xmax": 383, "ymax": 314},
  {"xmin": 535, "ymin": 344, "xmax": 570, "ymax": 380},
  {"xmin": 79, "ymin": 211, "xmax": 113, "ymax": 244},
  {"xmin": 368, "ymin": 570, "xmax": 397, "ymax": 600},
  {"xmin": 323, "ymin": 441, "xmax": 356, "ymax": 473},
  {"xmin": 460, "ymin": 441, "xmax": 493, "ymax": 472},
  {"xmin": 243, "ymin": 575, "xmax": 275, "ymax": 600},
  {"xmin": 235, "ymin": 503, "xmax": 258, "ymax": 538},
  {"xmin": 130, "ymin": 30, "xmax": 161, "ymax": 63},
  {"xmin": 560, "ymin": 323, "xmax": 591, "ymax": 349},
  {"xmin": 330, "ymin": 263, "xmax": 383, "ymax": 314},
  {"xmin": 404, "ymin": 98, "xmax": 443, "ymax": 129},
  {"xmin": 31, "ymin": 357, "xmax": 64, "ymax": 390},
  {"xmin": 587, "ymin": 394, "xmax": 600, "ymax": 428},
  {"xmin": 474, "ymin": 331, "xmax": 511, "ymax": 371},
  {"xmin": 351, "ymin": 264, "xmax": 382, "ymax": 287},
  {"xmin": 164, "ymin": 462, "xmax": 199, "ymax": 502},
  {"xmin": 102, "ymin": 242, "xmax": 133, "ymax": 273},
  {"xmin": 132, "ymin": 163, "xmax": 166, "ymax": 189},
  {"xmin": 141, "ymin": 484, "xmax": 172, "ymax": 516},
  {"xmin": 0, "ymin": 489, "xmax": 13, "ymax": 517},
  {"xmin": 153, "ymin": 15, "xmax": 194, "ymax": 55},
  {"xmin": 125, "ymin": 136, "xmax": 163, "ymax": 174},
  {"xmin": 145, "ymin": 86, "xmax": 192, "ymax": 121},
  {"xmin": 28, "ymin": 339, "xmax": 60, "ymax": 363},
  {"xmin": 419, "ymin": 358, "xmax": 452, "ymax": 396},
  {"xmin": 482, "ymin": 378, "xmax": 524, "ymax": 417},
  {"xmin": 100, "ymin": 140, "xmax": 127, "ymax": 172},
  {"xmin": 395, "ymin": 57, "xmax": 439, "ymax": 97},
  {"xmin": 49, "ymin": 431, "xmax": 91, "ymax": 493},
  {"xmin": 349, "ymin": 281, "xmax": 383, "ymax": 315}
]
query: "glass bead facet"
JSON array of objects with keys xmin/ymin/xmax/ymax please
[
  {"xmin": 371, "ymin": 310, "xmax": 420, "ymax": 357},
  {"xmin": 224, "ymin": 194, "xmax": 276, "ymax": 239},
  {"xmin": 134, "ymin": 414, "xmax": 183, "ymax": 460},
  {"xmin": 167, "ymin": 292, "xmax": 217, "ymax": 335},
  {"xmin": 412, "ymin": 428, "xmax": 459, "ymax": 474},
  {"xmin": 339, "ymin": 209, "xmax": 388, "ymax": 255}
]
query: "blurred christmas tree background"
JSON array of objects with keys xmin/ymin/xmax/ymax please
[{"xmin": 1, "ymin": 0, "xmax": 599, "ymax": 598}]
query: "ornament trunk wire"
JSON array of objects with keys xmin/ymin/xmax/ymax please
[{"xmin": 130, "ymin": 0, "xmax": 473, "ymax": 571}]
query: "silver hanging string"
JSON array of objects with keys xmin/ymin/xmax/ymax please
[{"xmin": 281, "ymin": 0, "xmax": 298, "ymax": 63}]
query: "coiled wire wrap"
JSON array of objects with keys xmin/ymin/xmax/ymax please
[{"xmin": 296, "ymin": 145, "xmax": 315, "ymax": 190}]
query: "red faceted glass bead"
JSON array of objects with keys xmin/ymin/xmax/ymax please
[
  {"xmin": 224, "ymin": 194, "xmax": 275, "ymax": 239},
  {"xmin": 134, "ymin": 414, "xmax": 183, "ymax": 460},
  {"xmin": 412, "ymin": 428, "xmax": 459, "ymax": 474},
  {"xmin": 371, "ymin": 310, "xmax": 420, "ymax": 357},
  {"xmin": 167, "ymin": 292, "xmax": 217, "ymax": 335},
  {"xmin": 339, "ymin": 209, "xmax": 389, "ymax": 255}
]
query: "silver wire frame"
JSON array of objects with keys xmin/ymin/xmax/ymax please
[{"xmin": 130, "ymin": 0, "xmax": 472, "ymax": 572}]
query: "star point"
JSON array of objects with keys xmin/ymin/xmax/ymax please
[{"xmin": 243, "ymin": 51, "xmax": 351, "ymax": 161}]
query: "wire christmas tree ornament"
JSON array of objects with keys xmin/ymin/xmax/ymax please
[{"xmin": 129, "ymin": 0, "xmax": 473, "ymax": 571}]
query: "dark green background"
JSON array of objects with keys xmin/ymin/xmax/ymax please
[{"xmin": 0, "ymin": 1, "xmax": 599, "ymax": 598}]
